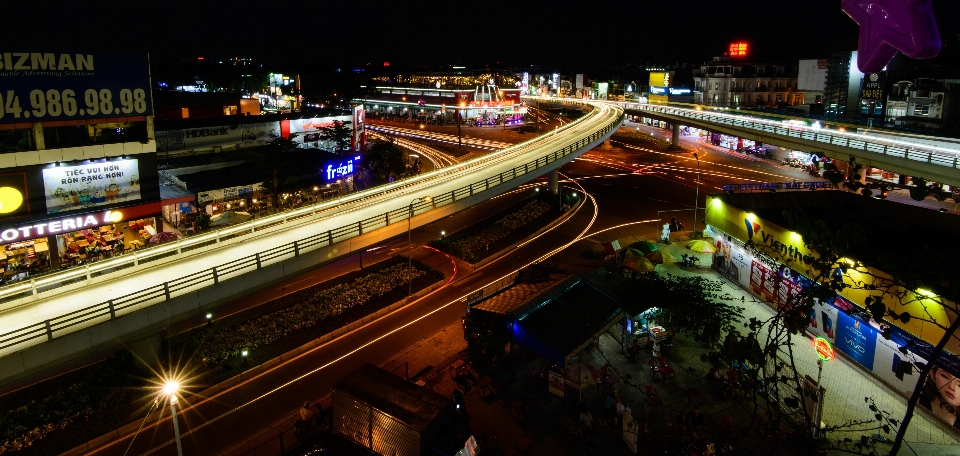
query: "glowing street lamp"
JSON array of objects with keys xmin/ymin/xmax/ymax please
[{"xmin": 162, "ymin": 381, "xmax": 184, "ymax": 456}]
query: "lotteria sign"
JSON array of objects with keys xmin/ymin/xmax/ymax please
[
  {"xmin": 2, "ymin": 210, "xmax": 123, "ymax": 242},
  {"xmin": 0, "ymin": 201, "xmax": 158, "ymax": 242},
  {"xmin": 324, "ymin": 156, "xmax": 360, "ymax": 181}
]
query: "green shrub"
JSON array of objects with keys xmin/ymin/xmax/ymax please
[{"xmin": 195, "ymin": 264, "xmax": 427, "ymax": 365}]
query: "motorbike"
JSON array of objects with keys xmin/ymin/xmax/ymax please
[{"xmin": 295, "ymin": 403, "xmax": 330, "ymax": 441}]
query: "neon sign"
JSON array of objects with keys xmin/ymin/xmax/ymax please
[
  {"xmin": 729, "ymin": 42, "xmax": 749, "ymax": 57},
  {"xmin": 325, "ymin": 156, "xmax": 360, "ymax": 181},
  {"xmin": 813, "ymin": 336, "xmax": 836, "ymax": 361}
]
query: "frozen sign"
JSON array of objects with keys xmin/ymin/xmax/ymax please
[
  {"xmin": 325, "ymin": 156, "xmax": 360, "ymax": 181},
  {"xmin": 42, "ymin": 159, "xmax": 141, "ymax": 214}
]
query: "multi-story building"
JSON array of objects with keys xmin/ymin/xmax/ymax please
[
  {"xmin": 797, "ymin": 59, "xmax": 828, "ymax": 114},
  {"xmin": 0, "ymin": 51, "xmax": 163, "ymax": 274},
  {"xmin": 692, "ymin": 56, "xmax": 800, "ymax": 108}
]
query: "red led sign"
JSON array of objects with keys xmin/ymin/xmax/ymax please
[{"xmin": 729, "ymin": 42, "xmax": 749, "ymax": 57}]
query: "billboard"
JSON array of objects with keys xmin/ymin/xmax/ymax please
[
  {"xmin": 41, "ymin": 159, "xmax": 141, "ymax": 214},
  {"xmin": 0, "ymin": 52, "xmax": 152, "ymax": 124},
  {"xmin": 835, "ymin": 311, "xmax": 877, "ymax": 370},
  {"xmin": 288, "ymin": 116, "xmax": 349, "ymax": 134},
  {"xmin": 352, "ymin": 105, "xmax": 365, "ymax": 151}
]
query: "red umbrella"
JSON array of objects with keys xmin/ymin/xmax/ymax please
[{"xmin": 149, "ymin": 231, "xmax": 179, "ymax": 244}]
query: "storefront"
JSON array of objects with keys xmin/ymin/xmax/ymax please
[
  {"xmin": 704, "ymin": 192, "xmax": 960, "ymax": 432},
  {"xmin": 0, "ymin": 155, "xmax": 161, "ymax": 275},
  {"xmin": 1, "ymin": 202, "xmax": 162, "ymax": 271}
]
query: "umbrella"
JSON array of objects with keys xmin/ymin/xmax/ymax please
[
  {"xmin": 148, "ymin": 231, "xmax": 179, "ymax": 244},
  {"xmin": 645, "ymin": 250, "xmax": 676, "ymax": 264},
  {"xmin": 209, "ymin": 211, "xmax": 253, "ymax": 227},
  {"xmin": 565, "ymin": 359, "xmax": 597, "ymax": 401},
  {"xmin": 686, "ymin": 240, "xmax": 716, "ymax": 254},
  {"xmin": 632, "ymin": 241, "xmax": 660, "ymax": 254},
  {"xmin": 625, "ymin": 255, "xmax": 656, "ymax": 272}
]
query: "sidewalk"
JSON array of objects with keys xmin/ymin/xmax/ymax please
[{"xmin": 649, "ymin": 237, "xmax": 960, "ymax": 453}]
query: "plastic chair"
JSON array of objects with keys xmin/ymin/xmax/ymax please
[
  {"xmin": 658, "ymin": 357, "xmax": 676, "ymax": 381},
  {"xmin": 683, "ymin": 388, "xmax": 703, "ymax": 407},
  {"xmin": 644, "ymin": 384, "xmax": 663, "ymax": 413}
]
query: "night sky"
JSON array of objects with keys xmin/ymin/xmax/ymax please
[{"xmin": 5, "ymin": 0, "xmax": 960, "ymax": 67}]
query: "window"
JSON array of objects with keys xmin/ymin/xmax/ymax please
[
  {"xmin": 43, "ymin": 121, "xmax": 148, "ymax": 149},
  {"xmin": 0, "ymin": 128, "xmax": 35, "ymax": 152},
  {"xmin": 181, "ymin": 107, "xmax": 190, "ymax": 119},
  {"xmin": 914, "ymin": 104, "xmax": 930, "ymax": 116},
  {"xmin": 733, "ymin": 95, "xmax": 740, "ymax": 105},
  {"xmin": 715, "ymin": 82, "xmax": 719, "ymax": 90},
  {"xmin": 223, "ymin": 105, "xmax": 238, "ymax": 116}
]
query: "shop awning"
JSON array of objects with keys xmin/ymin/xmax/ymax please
[{"xmin": 159, "ymin": 184, "xmax": 195, "ymax": 207}]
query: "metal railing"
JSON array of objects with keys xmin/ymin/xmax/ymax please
[
  {"xmin": 615, "ymin": 103, "xmax": 960, "ymax": 170},
  {"xmin": 0, "ymin": 100, "xmax": 624, "ymax": 355}
]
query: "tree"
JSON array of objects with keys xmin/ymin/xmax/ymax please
[
  {"xmin": 366, "ymin": 139, "xmax": 406, "ymax": 183},
  {"xmin": 318, "ymin": 120, "xmax": 352, "ymax": 155},
  {"xmin": 732, "ymin": 206, "xmax": 960, "ymax": 456},
  {"xmin": 257, "ymin": 137, "xmax": 302, "ymax": 210},
  {"xmin": 630, "ymin": 274, "xmax": 744, "ymax": 339}
]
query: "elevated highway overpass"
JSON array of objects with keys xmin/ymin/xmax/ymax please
[
  {"xmin": 0, "ymin": 98, "xmax": 623, "ymax": 386},
  {"xmin": 613, "ymin": 101, "xmax": 960, "ymax": 186}
]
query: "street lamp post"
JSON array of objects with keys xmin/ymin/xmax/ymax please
[
  {"xmin": 408, "ymin": 196, "xmax": 432, "ymax": 296},
  {"xmin": 163, "ymin": 381, "xmax": 184, "ymax": 456},
  {"xmin": 693, "ymin": 153, "xmax": 701, "ymax": 237}
]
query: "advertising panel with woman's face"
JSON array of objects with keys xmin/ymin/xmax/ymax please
[{"xmin": 921, "ymin": 366, "xmax": 960, "ymax": 428}]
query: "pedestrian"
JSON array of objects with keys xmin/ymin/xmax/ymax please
[
  {"xmin": 579, "ymin": 409, "xmax": 594, "ymax": 441},
  {"xmin": 300, "ymin": 401, "xmax": 315, "ymax": 421},
  {"xmin": 690, "ymin": 406, "xmax": 705, "ymax": 430}
]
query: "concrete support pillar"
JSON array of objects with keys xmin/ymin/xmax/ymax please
[
  {"xmin": 549, "ymin": 169, "xmax": 559, "ymax": 195},
  {"xmin": 32, "ymin": 122, "xmax": 45, "ymax": 150},
  {"xmin": 669, "ymin": 123, "xmax": 682, "ymax": 150}
]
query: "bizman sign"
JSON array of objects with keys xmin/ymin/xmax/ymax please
[
  {"xmin": 1, "ymin": 210, "xmax": 123, "ymax": 242},
  {"xmin": 0, "ymin": 53, "xmax": 94, "ymax": 71}
]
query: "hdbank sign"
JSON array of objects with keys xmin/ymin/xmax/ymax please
[{"xmin": 324, "ymin": 156, "xmax": 360, "ymax": 181}]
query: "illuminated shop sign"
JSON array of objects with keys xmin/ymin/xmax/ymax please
[
  {"xmin": 1, "ymin": 210, "xmax": 124, "ymax": 242},
  {"xmin": 325, "ymin": 156, "xmax": 360, "ymax": 181},
  {"xmin": 650, "ymin": 86, "xmax": 691, "ymax": 96},
  {"xmin": 0, "ymin": 173, "xmax": 29, "ymax": 218}
]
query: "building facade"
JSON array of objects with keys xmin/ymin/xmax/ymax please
[
  {"xmin": 692, "ymin": 57, "xmax": 800, "ymax": 108},
  {"xmin": 0, "ymin": 51, "xmax": 162, "ymax": 273}
]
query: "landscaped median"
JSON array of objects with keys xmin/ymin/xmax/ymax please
[
  {"xmin": 0, "ymin": 256, "xmax": 445, "ymax": 456},
  {"xmin": 428, "ymin": 190, "xmax": 579, "ymax": 266}
]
